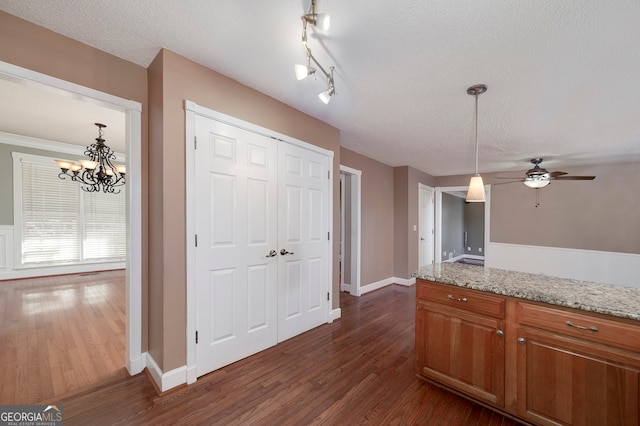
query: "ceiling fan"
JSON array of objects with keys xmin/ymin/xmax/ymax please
[{"xmin": 496, "ymin": 158, "xmax": 596, "ymax": 189}]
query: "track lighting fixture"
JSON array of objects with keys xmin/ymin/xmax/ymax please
[{"xmin": 295, "ymin": 0, "xmax": 335, "ymax": 104}]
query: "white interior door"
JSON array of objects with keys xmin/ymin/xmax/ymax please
[
  {"xmin": 278, "ymin": 142, "xmax": 330, "ymax": 341},
  {"xmin": 194, "ymin": 116, "xmax": 278, "ymax": 376},
  {"xmin": 419, "ymin": 184, "xmax": 435, "ymax": 266}
]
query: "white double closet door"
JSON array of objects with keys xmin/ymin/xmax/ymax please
[{"xmin": 194, "ymin": 114, "xmax": 331, "ymax": 377}]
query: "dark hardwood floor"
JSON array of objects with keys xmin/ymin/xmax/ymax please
[{"xmin": 57, "ymin": 284, "xmax": 519, "ymax": 425}]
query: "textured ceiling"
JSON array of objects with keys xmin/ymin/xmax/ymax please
[{"xmin": 1, "ymin": 0, "xmax": 639, "ymax": 176}]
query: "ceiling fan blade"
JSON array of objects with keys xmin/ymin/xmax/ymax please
[
  {"xmin": 551, "ymin": 176, "xmax": 596, "ymax": 181},
  {"xmin": 548, "ymin": 171, "xmax": 568, "ymax": 177},
  {"xmin": 495, "ymin": 176, "xmax": 526, "ymax": 179},
  {"xmin": 492, "ymin": 180, "xmax": 525, "ymax": 185}
]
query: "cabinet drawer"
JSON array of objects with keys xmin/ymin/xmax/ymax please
[
  {"xmin": 517, "ymin": 302, "xmax": 640, "ymax": 352},
  {"xmin": 417, "ymin": 280, "xmax": 505, "ymax": 319}
]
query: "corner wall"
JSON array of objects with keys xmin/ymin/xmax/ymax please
[
  {"xmin": 0, "ymin": 10, "xmax": 149, "ymax": 352},
  {"xmin": 150, "ymin": 49, "xmax": 341, "ymax": 372}
]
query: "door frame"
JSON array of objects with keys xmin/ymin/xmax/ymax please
[
  {"xmin": 339, "ymin": 165, "xmax": 361, "ymax": 296},
  {"xmin": 434, "ymin": 185, "xmax": 491, "ymax": 264},
  {"xmin": 418, "ymin": 183, "xmax": 435, "ymax": 267},
  {"xmin": 0, "ymin": 61, "xmax": 144, "ymax": 375},
  {"xmin": 185, "ymin": 100, "xmax": 334, "ymax": 384}
]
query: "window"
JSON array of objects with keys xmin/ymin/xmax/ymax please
[{"xmin": 13, "ymin": 152, "xmax": 126, "ymax": 267}]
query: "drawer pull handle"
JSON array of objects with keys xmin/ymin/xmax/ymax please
[
  {"xmin": 447, "ymin": 294, "xmax": 467, "ymax": 303},
  {"xmin": 565, "ymin": 320, "xmax": 598, "ymax": 332}
]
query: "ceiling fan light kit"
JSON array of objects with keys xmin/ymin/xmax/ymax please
[
  {"xmin": 465, "ymin": 84, "xmax": 487, "ymax": 203},
  {"xmin": 295, "ymin": 0, "xmax": 335, "ymax": 104}
]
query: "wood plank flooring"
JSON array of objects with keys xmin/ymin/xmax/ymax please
[
  {"xmin": 0, "ymin": 270, "xmax": 128, "ymax": 404},
  {"xmin": 56, "ymin": 284, "xmax": 520, "ymax": 425}
]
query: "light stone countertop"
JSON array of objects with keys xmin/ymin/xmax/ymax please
[{"xmin": 412, "ymin": 263, "xmax": 640, "ymax": 321}]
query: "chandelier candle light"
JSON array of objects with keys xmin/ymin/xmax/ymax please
[
  {"xmin": 295, "ymin": 0, "xmax": 335, "ymax": 104},
  {"xmin": 465, "ymin": 84, "xmax": 487, "ymax": 202},
  {"xmin": 55, "ymin": 123, "xmax": 126, "ymax": 194}
]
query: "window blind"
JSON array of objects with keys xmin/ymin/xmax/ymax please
[{"xmin": 19, "ymin": 158, "xmax": 126, "ymax": 266}]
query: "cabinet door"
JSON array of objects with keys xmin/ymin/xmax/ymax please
[
  {"xmin": 416, "ymin": 301, "xmax": 505, "ymax": 406},
  {"xmin": 516, "ymin": 328, "xmax": 640, "ymax": 426}
]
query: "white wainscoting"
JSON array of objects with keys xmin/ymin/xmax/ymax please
[
  {"xmin": 0, "ymin": 226, "xmax": 13, "ymax": 271},
  {"xmin": 486, "ymin": 242, "xmax": 640, "ymax": 289}
]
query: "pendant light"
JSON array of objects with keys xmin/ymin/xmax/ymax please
[{"xmin": 465, "ymin": 84, "xmax": 487, "ymax": 202}]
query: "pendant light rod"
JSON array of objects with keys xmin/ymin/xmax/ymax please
[{"xmin": 467, "ymin": 84, "xmax": 487, "ymax": 176}]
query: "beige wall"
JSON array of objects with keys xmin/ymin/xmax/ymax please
[
  {"xmin": 435, "ymin": 162, "xmax": 640, "ymax": 254},
  {"xmin": 393, "ymin": 166, "xmax": 436, "ymax": 279},
  {"xmin": 0, "ymin": 11, "xmax": 150, "ymax": 352},
  {"xmin": 151, "ymin": 49, "xmax": 341, "ymax": 371},
  {"xmin": 340, "ymin": 148, "xmax": 395, "ymax": 285},
  {"xmin": 3, "ymin": 8, "xmax": 637, "ymax": 377},
  {"xmin": 489, "ymin": 162, "xmax": 640, "ymax": 254}
]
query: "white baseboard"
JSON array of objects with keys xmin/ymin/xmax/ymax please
[
  {"xmin": 186, "ymin": 365, "xmax": 197, "ymax": 385},
  {"xmin": 340, "ymin": 282, "xmax": 351, "ymax": 292},
  {"xmin": 127, "ymin": 351, "xmax": 147, "ymax": 375},
  {"xmin": 146, "ymin": 353, "xmax": 187, "ymax": 392},
  {"xmin": 328, "ymin": 308, "xmax": 342, "ymax": 322},
  {"xmin": 487, "ymin": 242, "xmax": 640, "ymax": 289},
  {"xmin": 360, "ymin": 276, "xmax": 416, "ymax": 295},
  {"xmin": 393, "ymin": 276, "xmax": 416, "ymax": 286}
]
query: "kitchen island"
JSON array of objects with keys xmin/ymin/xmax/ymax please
[{"xmin": 412, "ymin": 262, "xmax": 640, "ymax": 426}]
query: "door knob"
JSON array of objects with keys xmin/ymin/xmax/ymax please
[
  {"xmin": 280, "ymin": 249, "xmax": 295, "ymax": 255},
  {"xmin": 266, "ymin": 250, "xmax": 277, "ymax": 258}
]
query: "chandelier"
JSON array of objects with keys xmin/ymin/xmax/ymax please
[{"xmin": 55, "ymin": 123, "xmax": 126, "ymax": 194}]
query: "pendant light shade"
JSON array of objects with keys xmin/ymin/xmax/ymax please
[
  {"xmin": 465, "ymin": 84, "xmax": 487, "ymax": 203},
  {"xmin": 466, "ymin": 176, "xmax": 486, "ymax": 202}
]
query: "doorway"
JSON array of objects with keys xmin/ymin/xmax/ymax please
[
  {"xmin": 0, "ymin": 62, "xmax": 143, "ymax": 381},
  {"xmin": 435, "ymin": 185, "xmax": 491, "ymax": 264},
  {"xmin": 339, "ymin": 165, "xmax": 361, "ymax": 297}
]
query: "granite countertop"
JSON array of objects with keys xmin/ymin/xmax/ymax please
[{"xmin": 412, "ymin": 263, "xmax": 640, "ymax": 321}]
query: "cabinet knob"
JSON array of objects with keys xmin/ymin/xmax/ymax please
[
  {"xmin": 496, "ymin": 330, "xmax": 504, "ymax": 337},
  {"xmin": 517, "ymin": 337, "xmax": 526, "ymax": 345}
]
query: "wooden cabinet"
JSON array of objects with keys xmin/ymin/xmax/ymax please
[
  {"xmin": 416, "ymin": 278, "xmax": 640, "ymax": 426},
  {"xmin": 515, "ymin": 303, "xmax": 640, "ymax": 426},
  {"xmin": 415, "ymin": 281, "xmax": 506, "ymax": 406}
]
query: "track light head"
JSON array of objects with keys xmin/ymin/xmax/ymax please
[
  {"xmin": 295, "ymin": 64, "xmax": 316, "ymax": 80},
  {"xmin": 318, "ymin": 86, "xmax": 335, "ymax": 104},
  {"xmin": 303, "ymin": 0, "xmax": 331, "ymax": 33}
]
